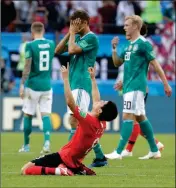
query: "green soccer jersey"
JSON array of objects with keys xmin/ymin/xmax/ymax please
[
  {"xmin": 69, "ymin": 32, "xmax": 99, "ymax": 95},
  {"xmin": 119, "ymin": 36, "xmax": 155, "ymax": 94},
  {"xmin": 25, "ymin": 38, "xmax": 55, "ymax": 91}
]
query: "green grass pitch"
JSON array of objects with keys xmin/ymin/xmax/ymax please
[{"xmin": 1, "ymin": 133, "xmax": 175, "ymax": 188}]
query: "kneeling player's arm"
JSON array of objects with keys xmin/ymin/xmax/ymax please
[
  {"xmin": 150, "ymin": 60, "xmax": 169, "ymax": 86},
  {"xmin": 112, "ymin": 50, "xmax": 124, "ymax": 67},
  {"xmin": 21, "ymin": 58, "xmax": 32, "ymax": 86},
  {"xmin": 88, "ymin": 67, "xmax": 100, "ymax": 103},
  {"xmin": 55, "ymin": 33, "xmax": 69, "ymax": 54},
  {"xmin": 91, "ymin": 77, "xmax": 100, "ymax": 103},
  {"xmin": 68, "ymin": 33, "xmax": 82, "ymax": 55},
  {"xmin": 63, "ymin": 78, "xmax": 76, "ymax": 113}
]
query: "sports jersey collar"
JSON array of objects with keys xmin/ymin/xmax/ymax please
[
  {"xmin": 80, "ymin": 31, "xmax": 94, "ymax": 39},
  {"xmin": 34, "ymin": 38, "xmax": 45, "ymax": 41},
  {"xmin": 130, "ymin": 35, "xmax": 141, "ymax": 44}
]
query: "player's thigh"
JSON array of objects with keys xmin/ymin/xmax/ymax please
[
  {"xmin": 22, "ymin": 88, "xmax": 40, "ymax": 115},
  {"xmin": 135, "ymin": 91, "xmax": 146, "ymax": 116},
  {"xmin": 31, "ymin": 152, "xmax": 62, "ymax": 167},
  {"xmin": 39, "ymin": 89, "xmax": 53, "ymax": 114},
  {"xmin": 67, "ymin": 89, "xmax": 90, "ymax": 114},
  {"xmin": 123, "ymin": 91, "xmax": 145, "ymax": 116}
]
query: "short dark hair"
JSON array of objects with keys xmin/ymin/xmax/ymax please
[
  {"xmin": 98, "ymin": 101, "xmax": 118, "ymax": 122},
  {"xmin": 70, "ymin": 10, "xmax": 90, "ymax": 24},
  {"xmin": 31, "ymin": 22, "xmax": 44, "ymax": 33},
  {"xmin": 140, "ymin": 23, "xmax": 148, "ymax": 37}
]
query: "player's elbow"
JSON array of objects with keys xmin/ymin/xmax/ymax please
[
  {"xmin": 55, "ymin": 48, "xmax": 62, "ymax": 55},
  {"xmin": 68, "ymin": 46, "xmax": 82, "ymax": 55},
  {"xmin": 68, "ymin": 49, "xmax": 75, "ymax": 55}
]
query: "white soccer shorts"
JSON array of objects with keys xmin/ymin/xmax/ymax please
[
  {"xmin": 67, "ymin": 89, "xmax": 90, "ymax": 114},
  {"xmin": 123, "ymin": 90, "xmax": 145, "ymax": 116},
  {"xmin": 22, "ymin": 87, "xmax": 53, "ymax": 115}
]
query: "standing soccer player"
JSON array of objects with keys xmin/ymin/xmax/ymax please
[
  {"xmin": 105, "ymin": 15, "xmax": 172, "ymax": 160},
  {"xmin": 20, "ymin": 66, "xmax": 118, "ymax": 176},
  {"xmin": 55, "ymin": 10, "xmax": 107, "ymax": 165},
  {"xmin": 19, "ymin": 22, "xmax": 55, "ymax": 154}
]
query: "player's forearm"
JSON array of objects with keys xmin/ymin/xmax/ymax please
[
  {"xmin": 152, "ymin": 60, "xmax": 169, "ymax": 86},
  {"xmin": 68, "ymin": 32, "xmax": 77, "ymax": 54},
  {"xmin": 55, "ymin": 33, "xmax": 70, "ymax": 54},
  {"xmin": 20, "ymin": 59, "xmax": 32, "ymax": 86},
  {"xmin": 91, "ymin": 78, "xmax": 101, "ymax": 103},
  {"xmin": 112, "ymin": 51, "xmax": 123, "ymax": 67},
  {"xmin": 63, "ymin": 78, "xmax": 76, "ymax": 111}
]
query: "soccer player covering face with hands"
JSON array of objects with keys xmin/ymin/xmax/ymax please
[
  {"xmin": 55, "ymin": 10, "xmax": 107, "ymax": 167},
  {"xmin": 21, "ymin": 65, "xmax": 118, "ymax": 176},
  {"xmin": 105, "ymin": 15, "xmax": 172, "ymax": 160}
]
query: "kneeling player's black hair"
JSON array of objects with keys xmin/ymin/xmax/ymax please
[{"xmin": 98, "ymin": 101, "xmax": 118, "ymax": 122}]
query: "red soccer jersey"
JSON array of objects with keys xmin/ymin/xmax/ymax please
[{"xmin": 59, "ymin": 106, "xmax": 106, "ymax": 169}]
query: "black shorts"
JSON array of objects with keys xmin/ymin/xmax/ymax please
[
  {"xmin": 31, "ymin": 152, "xmax": 63, "ymax": 167},
  {"xmin": 31, "ymin": 152, "xmax": 84, "ymax": 174}
]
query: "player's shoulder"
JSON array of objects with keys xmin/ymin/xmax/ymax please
[
  {"xmin": 138, "ymin": 36, "xmax": 153, "ymax": 48},
  {"xmin": 84, "ymin": 31, "xmax": 98, "ymax": 41},
  {"xmin": 139, "ymin": 36, "xmax": 152, "ymax": 44},
  {"xmin": 44, "ymin": 38, "xmax": 54, "ymax": 44}
]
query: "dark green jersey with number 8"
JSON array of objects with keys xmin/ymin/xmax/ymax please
[{"xmin": 25, "ymin": 38, "xmax": 55, "ymax": 91}]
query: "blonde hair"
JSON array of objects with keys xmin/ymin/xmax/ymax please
[
  {"xmin": 125, "ymin": 15, "xmax": 143, "ymax": 31},
  {"xmin": 31, "ymin": 22, "xmax": 44, "ymax": 33}
]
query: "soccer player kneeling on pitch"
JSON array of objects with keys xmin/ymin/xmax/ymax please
[{"xmin": 21, "ymin": 65, "xmax": 118, "ymax": 176}]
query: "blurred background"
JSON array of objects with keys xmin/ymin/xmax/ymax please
[{"xmin": 1, "ymin": 0, "xmax": 175, "ymax": 133}]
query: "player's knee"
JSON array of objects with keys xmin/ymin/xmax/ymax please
[
  {"xmin": 123, "ymin": 113, "xmax": 134, "ymax": 121},
  {"xmin": 21, "ymin": 165, "xmax": 27, "ymax": 175},
  {"xmin": 24, "ymin": 113, "xmax": 32, "ymax": 118},
  {"xmin": 136, "ymin": 115, "xmax": 146, "ymax": 123},
  {"xmin": 41, "ymin": 112, "xmax": 50, "ymax": 117},
  {"xmin": 21, "ymin": 162, "xmax": 34, "ymax": 175},
  {"xmin": 69, "ymin": 115, "xmax": 78, "ymax": 128}
]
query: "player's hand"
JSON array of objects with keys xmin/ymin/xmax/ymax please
[
  {"xmin": 69, "ymin": 18, "xmax": 84, "ymax": 34},
  {"xmin": 61, "ymin": 62, "xmax": 69, "ymax": 80},
  {"xmin": 164, "ymin": 84, "xmax": 172, "ymax": 97},
  {"xmin": 88, "ymin": 67, "xmax": 96, "ymax": 79},
  {"xmin": 114, "ymin": 80, "xmax": 123, "ymax": 91},
  {"xmin": 19, "ymin": 85, "xmax": 24, "ymax": 99},
  {"xmin": 111, "ymin": 37, "xmax": 119, "ymax": 49}
]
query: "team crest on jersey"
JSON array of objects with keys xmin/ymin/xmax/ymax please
[
  {"xmin": 128, "ymin": 45, "xmax": 132, "ymax": 51},
  {"xmin": 78, "ymin": 108, "xmax": 87, "ymax": 118},
  {"xmin": 133, "ymin": 44, "xmax": 138, "ymax": 51}
]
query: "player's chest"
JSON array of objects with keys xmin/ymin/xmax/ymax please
[{"xmin": 124, "ymin": 44, "xmax": 141, "ymax": 61}]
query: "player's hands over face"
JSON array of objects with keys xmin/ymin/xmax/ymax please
[
  {"xmin": 69, "ymin": 18, "xmax": 84, "ymax": 34},
  {"xmin": 111, "ymin": 37, "xmax": 119, "ymax": 49},
  {"xmin": 88, "ymin": 67, "xmax": 96, "ymax": 79},
  {"xmin": 114, "ymin": 80, "xmax": 123, "ymax": 91},
  {"xmin": 164, "ymin": 84, "xmax": 172, "ymax": 97},
  {"xmin": 19, "ymin": 85, "xmax": 24, "ymax": 99},
  {"xmin": 61, "ymin": 63, "xmax": 69, "ymax": 80}
]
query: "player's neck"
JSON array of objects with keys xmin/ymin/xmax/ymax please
[
  {"xmin": 80, "ymin": 27, "xmax": 90, "ymax": 37},
  {"xmin": 130, "ymin": 32, "xmax": 141, "ymax": 43},
  {"xmin": 33, "ymin": 34, "xmax": 44, "ymax": 40}
]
